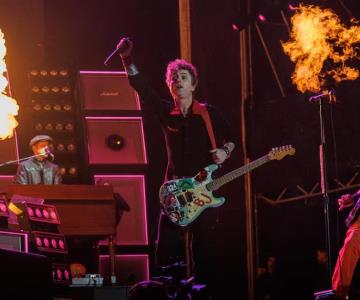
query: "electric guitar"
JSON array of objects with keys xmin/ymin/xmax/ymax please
[{"xmin": 159, "ymin": 145, "xmax": 296, "ymax": 226}]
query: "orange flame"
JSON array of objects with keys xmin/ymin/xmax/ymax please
[
  {"xmin": 0, "ymin": 29, "xmax": 19, "ymax": 140},
  {"xmin": 282, "ymin": 5, "xmax": 360, "ymax": 93}
]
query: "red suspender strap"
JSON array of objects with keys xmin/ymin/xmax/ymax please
[{"xmin": 193, "ymin": 100, "xmax": 217, "ymax": 150}]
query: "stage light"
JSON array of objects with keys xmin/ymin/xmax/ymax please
[
  {"xmin": 63, "ymin": 104, "xmax": 72, "ymax": 111},
  {"xmin": 68, "ymin": 167, "xmax": 77, "ymax": 175},
  {"xmin": 31, "ymin": 68, "xmax": 69, "ymax": 78},
  {"xmin": 59, "ymin": 167, "xmax": 66, "ymax": 175},
  {"xmin": 51, "ymin": 86, "xmax": 60, "ymax": 93},
  {"xmin": 62, "ymin": 86, "xmax": 70, "ymax": 93},
  {"xmin": 65, "ymin": 123, "xmax": 74, "ymax": 131},
  {"xmin": 59, "ymin": 70, "xmax": 69, "ymax": 77},
  {"xmin": 28, "ymin": 65, "xmax": 79, "ymax": 181},
  {"xmin": 106, "ymin": 134, "xmax": 125, "ymax": 150},
  {"xmin": 57, "ymin": 144, "xmax": 65, "ymax": 151},
  {"xmin": 35, "ymin": 208, "xmax": 42, "ymax": 218},
  {"xmin": 32, "ymin": 231, "xmax": 67, "ymax": 254},
  {"xmin": 53, "ymin": 104, "xmax": 62, "ymax": 111},
  {"xmin": 45, "ymin": 123, "xmax": 53, "ymax": 131},
  {"xmin": 9, "ymin": 202, "xmax": 61, "ymax": 226},
  {"xmin": 49, "ymin": 70, "xmax": 58, "ymax": 76},
  {"xmin": 51, "ymin": 238, "xmax": 57, "ymax": 248},
  {"xmin": 32, "ymin": 86, "xmax": 40, "ymax": 93},
  {"xmin": 0, "ymin": 203, "xmax": 7, "ymax": 213},
  {"xmin": 67, "ymin": 143, "xmax": 76, "ymax": 152},
  {"xmin": 231, "ymin": 24, "xmax": 239, "ymax": 31},
  {"xmin": 27, "ymin": 207, "xmax": 34, "ymax": 217},
  {"xmin": 35, "ymin": 123, "xmax": 43, "ymax": 130},
  {"xmin": 43, "ymin": 104, "xmax": 52, "ymax": 111},
  {"xmin": 58, "ymin": 239, "xmax": 65, "ymax": 249},
  {"xmin": 42, "ymin": 209, "xmax": 50, "ymax": 219},
  {"xmin": 56, "ymin": 268, "xmax": 62, "ymax": 279},
  {"xmin": 33, "ymin": 103, "xmax": 42, "ymax": 111},
  {"xmin": 30, "ymin": 70, "xmax": 39, "ymax": 76},
  {"xmin": 258, "ymin": 14, "xmax": 266, "ymax": 22},
  {"xmin": 55, "ymin": 123, "xmax": 64, "ymax": 131},
  {"xmin": 0, "ymin": 196, "xmax": 9, "ymax": 228},
  {"xmin": 41, "ymin": 86, "xmax": 50, "ymax": 93},
  {"xmin": 35, "ymin": 236, "xmax": 42, "ymax": 247},
  {"xmin": 59, "ymin": 166, "xmax": 78, "ymax": 176},
  {"xmin": 52, "ymin": 263, "xmax": 71, "ymax": 285}
]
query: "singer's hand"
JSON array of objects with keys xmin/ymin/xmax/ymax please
[
  {"xmin": 117, "ymin": 37, "xmax": 133, "ymax": 58},
  {"xmin": 337, "ymin": 194, "xmax": 354, "ymax": 211},
  {"xmin": 210, "ymin": 148, "xmax": 227, "ymax": 165}
]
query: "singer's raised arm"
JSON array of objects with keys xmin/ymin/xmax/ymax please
[{"xmin": 117, "ymin": 37, "xmax": 170, "ymax": 121}]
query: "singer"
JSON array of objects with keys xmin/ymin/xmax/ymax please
[
  {"xmin": 15, "ymin": 135, "xmax": 62, "ymax": 185},
  {"xmin": 332, "ymin": 190, "xmax": 360, "ymax": 299},
  {"xmin": 117, "ymin": 37, "xmax": 235, "ymax": 297}
]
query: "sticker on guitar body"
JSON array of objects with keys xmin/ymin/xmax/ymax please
[{"xmin": 193, "ymin": 194, "xmax": 212, "ymax": 207}]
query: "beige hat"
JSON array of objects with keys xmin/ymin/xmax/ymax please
[{"xmin": 29, "ymin": 135, "xmax": 53, "ymax": 147}]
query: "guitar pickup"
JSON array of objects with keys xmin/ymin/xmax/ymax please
[
  {"xmin": 185, "ymin": 192, "xmax": 193, "ymax": 203},
  {"xmin": 176, "ymin": 194, "xmax": 187, "ymax": 206}
]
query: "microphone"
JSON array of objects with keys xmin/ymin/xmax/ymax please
[
  {"xmin": 44, "ymin": 147, "xmax": 55, "ymax": 161},
  {"xmin": 309, "ymin": 90, "xmax": 336, "ymax": 103},
  {"xmin": 104, "ymin": 38, "xmax": 131, "ymax": 66},
  {"xmin": 104, "ymin": 46, "xmax": 120, "ymax": 66}
]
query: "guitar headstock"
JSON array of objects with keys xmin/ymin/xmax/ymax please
[{"xmin": 268, "ymin": 145, "xmax": 296, "ymax": 161}]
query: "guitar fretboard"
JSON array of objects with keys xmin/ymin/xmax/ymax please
[
  {"xmin": 207, "ymin": 154, "xmax": 270, "ymax": 191},
  {"xmin": 345, "ymin": 196, "xmax": 360, "ymax": 227}
]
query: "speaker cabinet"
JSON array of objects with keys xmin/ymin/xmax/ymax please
[
  {"xmin": 79, "ymin": 71, "xmax": 140, "ymax": 111},
  {"xmin": 98, "ymin": 254, "xmax": 149, "ymax": 285},
  {"xmin": 94, "ymin": 175, "xmax": 147, "ymax": 245},
  {"xmin": 85, "ymin": 117, "xmax": 147, "ymax": 165}
]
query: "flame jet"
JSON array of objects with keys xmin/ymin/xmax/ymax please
[
  {"xmin": 282, "ymin": 5, "xmax": 360, "ymax": 93},
  {"xmin": 0, "ymin": 29, "xmax": 19, "ymax": 140}
]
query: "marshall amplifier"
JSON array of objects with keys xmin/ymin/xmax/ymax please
[{"xmin": 78, "ymin": 71, "xmax": 140, "ymax": 111}]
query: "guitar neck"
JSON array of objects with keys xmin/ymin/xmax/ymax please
[{"xmin": 207, "ymin": 154, "xmax": 270, "ymax": 191}]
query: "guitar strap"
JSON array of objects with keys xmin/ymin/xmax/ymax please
[{"xmin": 192, "ymin": 100, "xmax": 217, "ymax": 150}]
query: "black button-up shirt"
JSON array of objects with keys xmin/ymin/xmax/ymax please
[{"xmin": 129, "ymin": 74, "xmax": 233, "ymax": 180}]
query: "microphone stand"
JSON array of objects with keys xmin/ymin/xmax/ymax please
[
  {"xmin": 0, "ymin": 153, "xmax": 49, "ymax": 168},
  {"xmin": 310, "ymin": 91, "xmax": 335, "ymax": 286}
]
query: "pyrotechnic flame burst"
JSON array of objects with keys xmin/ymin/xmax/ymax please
[
  {"xmin": 0, "ymin": 29, "xmax": 19, "ymax": 140},
  {"xmin": 282, "ymin": 5, "xmax": 360, "ymax": 93}
]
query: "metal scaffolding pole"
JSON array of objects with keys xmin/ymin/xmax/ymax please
[
  {"xmin": 240, "ymin": 18, "xmax": 255, "ymax": 300},
  {"xmin": 178, "ymin": 0, "xmax": 193, "ymax": 278}
]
